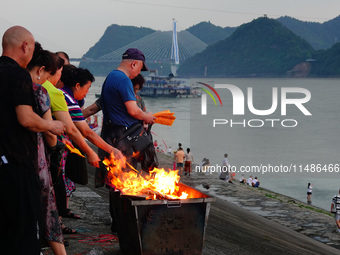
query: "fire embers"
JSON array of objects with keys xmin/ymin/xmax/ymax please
[{"xmin": 102, "ymin": 152, "xmax": 188, "ymax": 200}]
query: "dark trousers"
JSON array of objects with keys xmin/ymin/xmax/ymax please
[
  {"xmin": 0, "ymin": 163, "xmax": 42, "ymax": 255},
  {"xmin": 96, "ymin": 123, "xmax": 137, "ymax": 232}
]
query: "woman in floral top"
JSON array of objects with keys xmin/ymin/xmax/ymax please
[{"xmin": 27, "ymin": 43, "xmax": 66, "ymax": 254}]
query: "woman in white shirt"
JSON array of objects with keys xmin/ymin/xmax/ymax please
[{"xmin": 184, "ymin": 148, "xmax": 194, "ymax": 176}]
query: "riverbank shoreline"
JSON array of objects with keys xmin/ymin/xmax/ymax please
[
  {"xmin": 159, "ymin": 152, "xmax": 340, "ymax": 250},
  {"xmin": 41, "ymin": 150, "xmax": 340, "ymax": 254}
]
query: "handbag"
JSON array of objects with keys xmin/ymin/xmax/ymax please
[
  {"xmin": 140, "ymin": 124, "xmax": 159, "ymax": 172},
  {"xmin": 65, "ymin": 146, "xmax": 88, "ymax": 185},
  {"xmin": 117, "ymin": 122, "xmax": 153, "ymax": 154},
  {"xmin": 50, "ymin": 139, "xmax": 66, "ymax": 181}
]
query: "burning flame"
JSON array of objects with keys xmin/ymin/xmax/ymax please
[{"xmin": 102, "ymin": 153, "xmax": 188, "ymax": 200}]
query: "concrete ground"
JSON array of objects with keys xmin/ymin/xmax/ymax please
[{"xmin": 41, "ymin": 152, "xmax": 340, "ymax": 255}]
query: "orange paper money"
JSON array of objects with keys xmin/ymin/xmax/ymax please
[
  {"xmin": 65, "ymin": 143, "xmax": 85, "ymax": 158},
  {"xmin": 153, "ymin": 110, "xmax": 174, "ymax": 117},
  {"xmin": 154, "ymin": 116, "xmax": 176, "ymax": 126},
  {"xmin": 153, "ymin": 110, "xmax": 176, "ymax": 126}
]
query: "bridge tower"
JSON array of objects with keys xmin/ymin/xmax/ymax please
[{"xmin": 171, "ymin": 19, "xmax": 179, "ymax": 76}]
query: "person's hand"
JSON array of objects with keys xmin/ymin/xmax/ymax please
[
  {"xmin": 143, "ymin": 122, "xmax": 148, "ymax": 130},
  {"xmin": 113, "ymin": 147, "xmax": 124, "ymax": 160},
  {"xmin": 107, "ymin": 146, "xmax": 124, "ymax": 160},
  {"xmin": 86, "ymin": 150, "xmax": 100, "ymax": 168},
  {"xmin": 144, "ymin": 112, "xmax": 156, "ymax": 124},
  {"xmin": 50, "ymin": 120, "xmax": 66, "ymax": 136},
  {"xmin": 61, "ymin": 137, "xmax": 74, "ymax": 149}
]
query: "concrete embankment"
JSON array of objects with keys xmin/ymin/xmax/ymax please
[
  {"xmin": 41, "ymin": 152, "xmax": 340, "ymax": 255},
  {"xmin": 159, "ymin": 153, "xmax": 340, "ymax": 254}
]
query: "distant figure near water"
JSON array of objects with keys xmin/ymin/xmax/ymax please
[
  {"xmin": 307, "ymin": 183, "xmax": 313, "ymax": 204},
  {"xmin": 331, "ymin": 189, "xmax": 340, "ymax": 233},
  {"xmin": 252, "ymin": 177, "xmax": 260, "ymax": 187},
  {"xmin": 247, "ymin": 175, "xmax": 253, "ymax": 185},
  {"xmin": 219, "ymin": 153, "xmax": 232, "ymax": 183},
  {"xmin": 239, "ymin": 174, "xmax": 245, "ymax": 184}
]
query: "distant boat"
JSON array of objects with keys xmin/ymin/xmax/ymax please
[{"xmin": 140, "ymin": 75, "xmax": 201, "ymax": 98}]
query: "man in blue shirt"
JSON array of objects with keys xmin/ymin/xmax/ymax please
[
  {"xmin": 98, "ymin": 48, "xmax": 155, "ymax": 233},
  {"xmin": 99, "ymin": 48, "xmax": 155, "ymax": 168},
  {"xmin": 101, "ymin": 48, "xmax": 154, "ymax": 127}
]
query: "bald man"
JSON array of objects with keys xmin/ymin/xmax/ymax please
[
  {"xmin": 0, "ymin": 26, "xmax": 65, "ymax": 255},
  {"xmin": 99, "ymin": 48, "xmax": 155, "ymax": 234}
]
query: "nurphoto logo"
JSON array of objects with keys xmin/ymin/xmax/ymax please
[{"xmin": 200, "ymin": 83, "xmax": 312, "ymax": 128}]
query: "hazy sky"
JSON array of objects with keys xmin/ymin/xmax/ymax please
[{"xmin": 1, "ymin": 0, "xmax": 339, "ymax": 57}]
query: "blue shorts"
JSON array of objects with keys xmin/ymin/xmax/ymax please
[
  {"xmin": 335, "ymin": 214, "xmax": 340, "ymax": 221},
  {"xmin": 177, "ymin": 163, "xmax": 183, "ymax": 168}
]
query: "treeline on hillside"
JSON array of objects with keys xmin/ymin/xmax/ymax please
[
  {"xmin": 310, "ymin": 43, "xmax": 340, "ymax": 76},
  {"xmin": 186, "ymin": 21, "xmax": 236, "ymax": 45},
  {"xmin": 278, "ymin": 16, "xmax": 340, "ymax": 50},
  {"xmin": 84, "ymin": 24, "xmax": 155, "ymax": 59},
  {"xmin": 178, "ymin": 18, "xmax": 315, "ymax": 77}
]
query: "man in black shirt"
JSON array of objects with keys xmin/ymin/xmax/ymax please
[{"xmin": 0, "ymin": 26, "xmax": 65, "ymax": 255}]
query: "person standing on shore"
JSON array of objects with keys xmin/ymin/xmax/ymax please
[
  {"xmin": 60, "ymin": 65, "xmax": 123, "ymax": 212},
  {"xmin": 175, "ymin": 147, "xmax": 186, "ymax": 176},
  {"xmin": 184, "ymin": 148, "xmax": 193, "ymax": 176},
  {"xmin": 331, "ymin": 189, "xmax": 340, "ymax": 233},
  {"xmin": 98, "ymin": 48, "xmax": 154, "ymax": 172},
  {"xmin": 55, "ymin": 51, "xmax": 69, "ymax": 89},
  {"xmin": 97, "ymin": 48, "xmax": 155, "ymax": 233},
  {"xmin": 42, "ymin": 55, "xmax": 104, "ymax": 235},
  {"xmin": 219, "ymin": 153, "xmax": 232, "ymax": 183},
  {"xmin": 26, "ymin": 43, "xmax": 67, "ymax": 255},
  {"xmin": 307, "ymin": 183, "xmax": 313, "ymax": 204},
  {"xmin": 0, "ymin": 26, "xmax": 66, "ymax": 255}
]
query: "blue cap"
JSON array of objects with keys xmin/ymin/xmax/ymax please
[{"xmin": 122, "ymin": 48, "xmax": 148, "ymax": 71}]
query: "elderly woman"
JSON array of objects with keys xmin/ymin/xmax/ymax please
[
  {"xmin": 26, "ymin": 42, "xmax": 67, "ymax": 255},
  {"xmin": 59, "ymin": 65, "xmax": 117, "ymax": 153},
  {"xmin": 59, "ymin": 65, "xmax": 122, "ymax": 209},
  {"xmin": 42, "ymin": 55, "xmax": 121, "ymax": 232}
]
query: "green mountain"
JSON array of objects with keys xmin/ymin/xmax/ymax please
[
  {"xmin": 310, "ymin": 43, "xmax": 340, "ymax": 76},
  {"xmin": 80, "ymin": 17, "xmax": 340, "ymax": 77},
  {"xmin": 177, "ymin": 17, "xmax": 315, "ymax": 77},
  {"xmin": 186, "ymin": 21, "xmax": 235, "ymax": 45},
  {"xmin": 277, "ymin": 16, "xmax": 340, "ymax": 50},
  {"xmin": 83, "ymin": 24, "xmax": 155, "ymax": 59},
  {"xmin": 186, "ymin": 16, "xmax": 340, "ymax": 51}
]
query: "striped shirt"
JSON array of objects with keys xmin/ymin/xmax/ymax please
[
  {"xmin": 60, "ymin": 87, "xmax": 85, "ymax": 122},
  {"xmin": 332, "ymin": 194, "xmax": 340, "ymax": 214}
]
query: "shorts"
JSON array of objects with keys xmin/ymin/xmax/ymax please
[
  {"xmin": 335, "ymin": 214, "xmax": 340, "ymax": 221},
  {"xmin": 307, "ymin": 192, "xmax": 312, "ymax": 195},
  {"xmin": 177, "ymin": 163, "xmax": 183, "ymax": 168}
]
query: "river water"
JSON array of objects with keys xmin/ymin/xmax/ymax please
[{"xmin": 86, "ymin": 76, "xmax": 340, "ymax": 211}]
